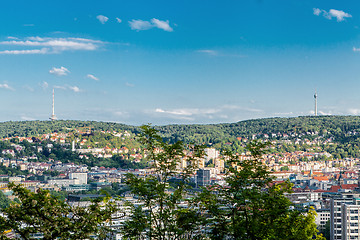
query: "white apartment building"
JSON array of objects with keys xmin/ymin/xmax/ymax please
[
  {"xmin": 330, "ymin": 195, "xmax": 360, "ymax": 240},
  {"xmin": 341, "ymin": 199, "xmax": 360, "ymax": 240},
  {"xmin": 69, "ymin": 172, "xmax": 88, "ymax": 185},
  {"xmin": 316, "ymin": 209, "xmax": 330, "ymax": 230},
  {"xmin": 204, "ymin": 148, "xmax": 219, "ymax": 162}
]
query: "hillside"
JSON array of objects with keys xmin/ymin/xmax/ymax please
[
  {"xmin": 2, "ymin": 115, "xmax": 360, "ymax": 140},
  {"xmin": 1, "ymin": 116, "xmax": 360, "ymax": 160}
]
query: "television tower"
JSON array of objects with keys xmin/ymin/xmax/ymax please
[
  {"xmin": 314, "ymin": 91, "xmax": 318, "ymax": 116},
  {"xmin": 50, "ymin": 89, "xmax": 57, "ymax": 121}
]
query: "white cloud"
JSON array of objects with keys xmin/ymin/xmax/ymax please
[
  {"xmin": 348, "ymin": 108, "xmax": 360, "ymax": 115},
  {"xmin": 97, "ymin": 15, "xmax": 109, "ymax": 24},
  {"xmin": 129, "ymin": 18, "xmax": 173, "ymax": 31},
  {"xmin": 129, "ymin": 19, "xmax": 153, "ymax": 31},
  {"xmin": 116, "ymin": 17, "xmax": 122, "ymax": 23},
  {"xmin": 0, "ymin": 83, "xmax": 14, "ymax": 90},
  {"xmin": 86, "ymin": 74, "xmax": 99, "ymax": 81},
  {"xmin": 319, "ymin": 110, "xmax": 333, "ymax": 115},
  {"xmin": 21, "ymin": 116, "xmax": 36, "ymax": 121},
  {"xmin": 313, "ymin": 8, "xmax": 352, "ymax": 22},
  {"xmin": 0, "ymin": 37, "xmax": 104, "ymax": 54},
  {"xmin": 150, "ymin": 18, "xmax": 173, "ymax": 32},
  {"xmin": 196, "ymin": 49, "xmax": 246, "ymax": 58},
  {"xmin": 54, "ymin": 85, "xmax": 82, "ymax": 92},
  {"xmin": 353, "ymin": 47, "xmax": 360, "ymax": 52},
  {"xmin": 68, "ymin": 86, "xmax": 81, "ymax": 92},
  {"xmin": 196, "ymin": 50, "xmax": 218, "ymax": 56},
  {"xmin": 23, "ymin": 24, "xmax": 34, "ymax": 27},
  {"xmin": 125, "ymin": 82, "xmax": 135, "ymax": 87},
  {"xmin": 0, "ymin": 48, "xmax": 49, "ymax": 55},
  {"xmin": 155, "ymin": 107, "xmax": 217, "ymax": 119},
  {"xmin": 155, "ymin": 106, "xmax": 262, "ymax": 117},
  {"xmin": 152, "ymin": 105, "xmax": 264, "ymax": 122},
  {"xmin": 313, "ymin": 8, "xmax": 321, "ymax": 16},
  {"xmin": 49, "ymin": 66, "xmax": 70, "ymax": 76},
  {"xmin": 330, "ymin": 9, "xmax": 352, "ymax": 22},
  {"xmin": 54, "ymin": 85, "xmax": 67, "ymax": 90},
  {"xmin": 40, "ymin": 81, "xmax": 49, "ymax": 90}
]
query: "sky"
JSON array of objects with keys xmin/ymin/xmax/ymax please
[{"xmin": 0, "ymin": 0, "xmax": 359, "ymax": 125}]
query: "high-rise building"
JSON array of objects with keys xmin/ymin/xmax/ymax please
[
  {"xmin": 330, "ymin": 194, "xmax": 360, "ymax": 240},
  {"xmin": 196, "ymin": 169, "xmax": 210, "ymax": 187}
]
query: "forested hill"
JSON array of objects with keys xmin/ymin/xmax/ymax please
[
  {"xmin": 156, "ymin": 115, "xmax": 360, "ymax": 143},
  {"xmin": 2, "ymin": 116, "xmax": 360, "ymax": 149},
  {"xmin": 0, "ymin": 120, "xmax": 140, "ymax": 138}
]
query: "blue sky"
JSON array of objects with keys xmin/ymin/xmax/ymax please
[{"xmin": 0, "ymin": 0, "xmax": 359, "ymax": 125}]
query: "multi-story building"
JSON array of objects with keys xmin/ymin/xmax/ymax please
[
  {"xmin": 315, "ymin": 209, "xmax": 330, "ymax": 231},
  {"xmin": 69, "ymin": 172, "xmax": 88, "ymax": 185},
  {"xmin": 331, "ymin": 197, "xmax": 354, "ymax": 240},
  {"xmin": 196, "ymin": 169, "xmax": 210, "ymax": 187},
  {"xmin": 330, "ymin": 194, "xmax": 360, "ymax": 240},
  {"xmin": 341, "ymin": 198, "xmax": 360, "ymax": 240}
]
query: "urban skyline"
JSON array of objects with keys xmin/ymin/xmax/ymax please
[{"xmin": 0, "ymin": 0, "xmax": 359, "ymax": 125}]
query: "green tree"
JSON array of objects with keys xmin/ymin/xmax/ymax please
[
  {"xmin": 121, "ymin": 125, "xmax": 205, "ymax": 240},
  {"xmin": 0, "ymin": 191, "xmax": 11, "ymax": 209},
  {"xmin": 0, "ymin": 183, "xmax": 116, "ymax": 240},
  {"xmin": 197, "ymin": 140, "xmax": 325, "ymax": 240},
  {"xmin": 319, "ymin": 220, "xmax": 330, "ymax": 240}
]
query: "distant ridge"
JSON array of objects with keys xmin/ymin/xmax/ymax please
[{"xmin": 1, "ymin": 115, "xmax": 360, "ymax": 141}]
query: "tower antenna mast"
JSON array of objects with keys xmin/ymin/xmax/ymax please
[
  {"xmin": 50, "ymin": 89, "xmax": 57, "ymax": 121},
  {"xmin": 314, "ymin": 90, "xmax": 318, "ymax": 116}
]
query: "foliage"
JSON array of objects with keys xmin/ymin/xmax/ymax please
[
  {"xmin": 0, "ymin": 191, "xmax": 11, "ymax": 209},
  {"xmin": 0, "ymin": 165, "xmax": 28, "ymax": 177},
  {"xmin": 197, "ymin": 140, "xmax": 325, "ymax": 240},
  {"xmin": 319, "ymin": 220, "xmax": 330, "ymax": 240},
  {"xmin": 121, "ymin": 125, "xmax": 205, "ymax": 240},
  {"xmin": 2, "ymin": 116, "xmax": 360, "ymax": 169},
  {"xmin": 0, "ymin": 183, "xmax": 116, "ymax": 240}
]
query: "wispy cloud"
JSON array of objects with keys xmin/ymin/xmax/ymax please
[
  {"xmin": 21, "ymin": 116, "xmax": 36, "ymax": 121},
  {"xmin": 196, "ymin": 49, "xmax": 246, "ymax": 58},
  {"xmin": 313, "ymin": 8, "xmax": 352, "ymax": 22},
  {"xmin": 68, "ymin": 86, "xmax": 81, "ymax": 92},
  {"xmin": 0, "ymin": 37, "xmax": 104, "ymax": 54},
  {"xmin": 54, "ymin": 85, "xmax": 82, "ymax": 92},
  {"xmin": 40, "ymin": 81, "xmax": 49, "ymax": 90},
  {"xmin": 49, "ymin": 66, "xmax": 70, "ymax": 76},
  {"xmin": 353, "ymin": 47, "xmax": 360, "ymax": 52},
  {"xmin": 129, "ymin": 20, "xmax": 153, "ymax": 31},
  {"xmin": 196, "ymin": 50, "xmax": 218, "ymax": 56},
  {"xmin": 150, "ymin": 18, "xmax": 173, "ymax": 32},
  {"xmin": 348, "ymin": 108, "xmax": 360, "ymax": 115},
  {"xmin": 97, "ymin": 15, "xmax": 109, "ymax": 24},
  {"xmin": 153, "ymin": 105, "xmax": 262, "ymax": 121},
  {"xmin": 0, "ymin": 48, "xmax": 49, "ymax": 55},
  {"xmin": 129, "ymin": 18, "xmax": 173, "ymax": 32},
  {"xmin": 125, "ymin": 82, "xmax": 135, "ymax": 87},
  {"xmin": 86, "ymin": 74, "xmax": 99, "ymax": 81},
  {"xmin": 0, "ymin": 83, "xmax": 14, "ymax": 91},
  {"xmin": 23, "ymin": 24, "xmax": 34, "ymax": 27},
  {"xmin": 116, "ymin": 17, "xmax": 122, "ymax": 23},
  {"xmin": 54, "ymin": 85, "xmax": 67, "ymax": 90},
  {"xmin": 23, "ymin": 85, "xmax": 34, "ymax": 92}
]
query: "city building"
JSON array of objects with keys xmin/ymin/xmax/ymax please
[{"xmin": 196, "ymin": 169, "xmax": 210, "ymax": 187}]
